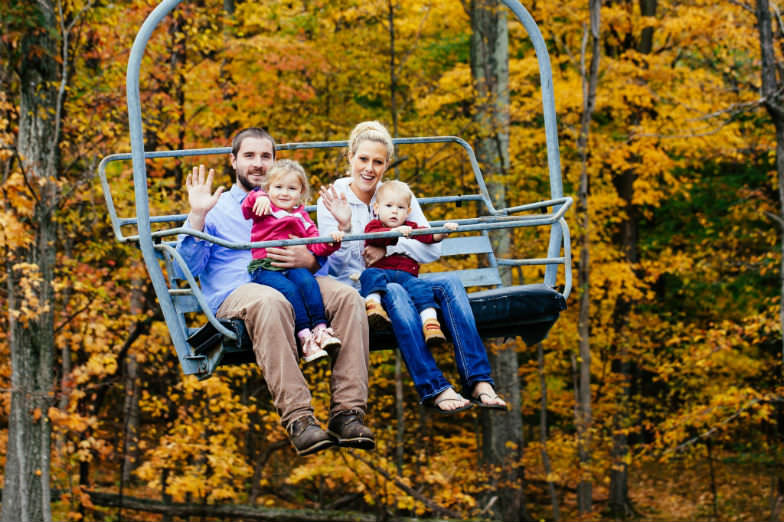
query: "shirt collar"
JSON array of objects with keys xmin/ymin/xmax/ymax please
[{"xmin": 231, "ymin": 184, "xmax": 250, "ymax": 203}]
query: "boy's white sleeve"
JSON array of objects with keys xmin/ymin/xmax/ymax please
[{"xmin": 386, "ymin": 196, "xmax": 440, "ymax": 263}]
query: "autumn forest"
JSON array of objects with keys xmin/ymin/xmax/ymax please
[{"xmin": 1, "ymin": 0, "xmax": 783, "ymax": 521}]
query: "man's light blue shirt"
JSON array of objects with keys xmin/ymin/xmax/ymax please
[{"xmin": 176, "ymin": 185, "xmax": 254, "ymax": 314}]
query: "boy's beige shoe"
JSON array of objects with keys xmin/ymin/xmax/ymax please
[
  {"xmin": 366, "ymin": 300, "xmax": 392, "ymax": 330},
  {"xmin": 422, "ymin": 318, "xmax": 447, "ymax": 348}
]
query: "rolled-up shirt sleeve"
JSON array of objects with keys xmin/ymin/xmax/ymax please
[{"xmin": 175, "ymin": 219, "xmax": 212, "ymax": 279}]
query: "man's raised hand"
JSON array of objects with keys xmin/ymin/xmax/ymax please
[{"xmin": 186, "ymin": 165, "xmax": 224, "ymax": 231}]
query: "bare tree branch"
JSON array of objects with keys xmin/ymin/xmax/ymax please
[
  {"xmin": 766, "ymin": 210, "xmax": 784, "ymax": 229},
  {"xmin": 728, "ymin": 0, "xmax": 755, "ymax": 12},
  {"xmin": 348, "ymin": 452, "xmax": 463, "ymax": 519},
  {"xmin": 661, "ymin": 398, "xmax": 762, "ymax": 457}
]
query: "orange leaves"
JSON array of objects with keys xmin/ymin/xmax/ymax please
[
  {"xmin": 134, "ymin": 375, "xmax": 257, "ymax": 503},
  {"xmin": 49, "ymin": 407, "xmax": 95, "ymax": 433},
  {"xmin": 6, "ymin": 262, "xmax": 50, "ymax": 325}
]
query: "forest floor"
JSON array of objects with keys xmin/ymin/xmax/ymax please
[{"xmin": 625, "ymin": 454, "xmax": 773, "ymax": 521}]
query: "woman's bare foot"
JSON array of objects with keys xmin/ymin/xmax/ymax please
[
  {"xmin": 431, "ymin": 387, "xmax": 471, "ymax": 413},
  {"xmin": 471, "ymin": 382, "xmax": 507, "ymax": 409}
]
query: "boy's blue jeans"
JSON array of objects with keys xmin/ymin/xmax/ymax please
[
  {"xmin": 380, "ymin": 273, "xmax": 495, "ymax": 402},
  {"xmin": 250, "ymin": 267, "xmax": 327, "ymax": 333},
  {"xmin": 359, "ymin": 268, "xmax": 438, "ymax": 312}
]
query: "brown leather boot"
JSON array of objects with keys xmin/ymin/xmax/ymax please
[
  {"xmin": 287, "ymin": 415, "xmax": 334, "ymax": 456},
  {"xmin": 327, "ymin": 410, "xmax": 375, "ymax": 450}
]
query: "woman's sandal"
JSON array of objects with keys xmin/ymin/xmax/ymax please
[
  {"xmin": 427, "ymin": 391, "xmax": 474, "ymax": 415},
  {"xmin": 471, "ymin": 392, "xmax": 509, "ymax": 411}
]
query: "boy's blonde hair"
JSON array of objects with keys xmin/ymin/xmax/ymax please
[
  {"xmin": 262, "ymin": 159, "xmax": 311, "ymax": 204},
  {"xmin": 376, "ymin": 180, "xmax": 413, "ymax": 207},
  {"xmin": 348, "ymin": 121, "xmax": 394, "ymax": 162}
]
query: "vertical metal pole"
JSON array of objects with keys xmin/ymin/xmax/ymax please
[
  {"xmin": 500, "ymin": 0, "xmax": 565, "ymax": 287},
  {"xmin": 127, "ymin": 0, "xmax": 202, "ymax": 374}
]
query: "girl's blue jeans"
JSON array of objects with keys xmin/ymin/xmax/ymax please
[{"xmin": 250, "ymin": 267, "xmax": 327, "ymax": 333}]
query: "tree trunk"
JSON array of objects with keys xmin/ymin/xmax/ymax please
[
  {"xmin": 470, "ymin": 2, "xmax": 531, "ymax": 521},
  {"xmin": 482, "ymin": 346, "xmax": 528, "ymax": 521},
  {"xmin": 121, "ymin": 354, "xmax": 141, "ymax": 484},
  {"xmin": 470, "ymin": 0, "xmax": 511, "ymax": 271},
  {"xmin": 121, "ymin": 280, "xmax": 144, "ymax": 485},
  {"xmin": 755, "ymin": 4, "xmax": 784, "ymax": 520},
  {"xmin": 607, "ymin": 0, "xmax": 657, "ymax": 515},
  {"xmin": 575, "ymin": 0, "xmax": 602, "ymax": 515},
  {"xmin": 386, "ymin": 0, "xmax": 407, "ymax": 474},
  {"xmin": 86, "ymin": 489, "xmax": 468, "ymax": 522},
  {"xmin": 538, "ymin": 343, "xmax": 561, "ymax": 522},
  {"xmin": 755, "ymin": 0, "xmax": 784, "ymax": 373},
  {"xmin": 2, "ymin": 2, "xmax": 60, "ymax": 521}
]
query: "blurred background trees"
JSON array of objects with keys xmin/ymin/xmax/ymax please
[{"xmin": 0, "ymin": 0, "xmax": 781, "ymax": 520}]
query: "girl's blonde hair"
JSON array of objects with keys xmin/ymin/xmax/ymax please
[
  {"xmin": 262, "ymin": 159, "xmax": 311, "ymax": 204},
  {"xmin": 348, "ymin": 121, "xmax": 394, "ymax": 162}
]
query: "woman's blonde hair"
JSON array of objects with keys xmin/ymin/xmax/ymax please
[
  {"xmin": 262, "ymin": 159, "xmax": 311, "ymax": 204},
  {"xmin": 348, "ymin": 121, "xmax": 394, "ymax": 162}
]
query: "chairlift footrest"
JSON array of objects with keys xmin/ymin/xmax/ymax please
[{"xmin": 187, "ymin": 318, "xmax": 253, "ymax": 357}]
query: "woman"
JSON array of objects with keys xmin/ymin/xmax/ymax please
[{"xmin": 317, "ymin": 121, "xmax": 507, "ymax": 414}]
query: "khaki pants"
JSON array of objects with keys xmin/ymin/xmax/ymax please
[{"xmin": 217, "ymin": 277, "xmax": 369, "ymax": 428}]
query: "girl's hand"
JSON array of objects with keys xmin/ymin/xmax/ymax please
[
  {"xmin": 320, "ymin": 185, "xmax": 352, "ymax": 231},
  {"xmin": 330, "ymin": 231, "xmax": 344, "ymax": 243},
  {"xmin": 253, "ymin": 195, "xmax": 271, "ymax": 216},
  {"xmin": 432, "ymin": 222, "xmax": 458, "ymax": 242}
]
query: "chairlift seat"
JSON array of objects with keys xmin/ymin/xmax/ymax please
[
  {"xmin": 182, "ymin": 234, "xmax": 567, "ymax": 375},
  {"xmin": 186, "ymin": 283, "xmax": 566, "ymax": 362}
]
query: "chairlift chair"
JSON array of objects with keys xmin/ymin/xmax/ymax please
[{"xmin": 99, "ymin": 0, "xmax": 573, "ymax": 380}]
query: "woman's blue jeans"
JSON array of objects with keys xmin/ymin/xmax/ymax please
[{"xmin": 382, "ymin": 273, "xmax": 494, "ymax": 402}]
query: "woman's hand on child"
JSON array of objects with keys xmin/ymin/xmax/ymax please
[
  {"xmin": 363, "ymin": 245, "xmax": 386, "ymax": 267},
  {"xmin": 253, "ymin": 195, "xmax": 271, "ymax": 216}
]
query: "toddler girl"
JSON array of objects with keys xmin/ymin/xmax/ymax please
[{"xmin": 242, "ymin": 159, "xmax": 344, "ymax": 362}]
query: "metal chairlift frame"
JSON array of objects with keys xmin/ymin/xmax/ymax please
[{"xmin": 99, "ymin": 0, "xmax": 573, "ymax": 378}]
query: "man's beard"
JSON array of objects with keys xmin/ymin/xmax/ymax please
[{"xmin": 237, "ymin": 169, "xmax": 264, "ymax": 192}]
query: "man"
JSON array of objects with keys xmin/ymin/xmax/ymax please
[{"xmin": 176, "ymin": 127, "xmax": 374, "ymax": 456}]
